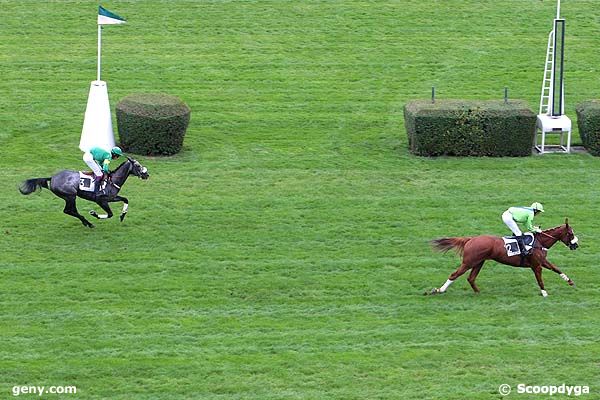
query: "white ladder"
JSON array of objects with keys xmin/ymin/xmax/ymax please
[{"xmin": 539, "ymin": 30, "xmax": 554, "ymax": 115}]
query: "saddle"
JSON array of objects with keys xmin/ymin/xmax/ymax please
[
  {"xmin": 78, "ymin": 172, "xmax": 113, "ymax": 194},
  {"xmin": 502, "ymin": 233, "xmax": 535, "ymax": 257}
]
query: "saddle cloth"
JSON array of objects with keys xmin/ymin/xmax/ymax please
[
  {"xmin": 79, "ymin": 171, "xmax": 96, "ymax": 192},
  {"xmin": 502, "ymin": 233, "xmax": 535, "ymax": 257}
]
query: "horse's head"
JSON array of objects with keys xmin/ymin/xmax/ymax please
[
  {"xmin": 560, "ymin": 218, "xmax": 579, "ymax": 250},
  {"xmin": 127, "ymin": 157, "xmax": 150, "ymax": 180}
]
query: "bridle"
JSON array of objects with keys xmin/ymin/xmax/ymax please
[{"xmin": 536, "ymin": 226, "xmax": 579, "ymax": 249}]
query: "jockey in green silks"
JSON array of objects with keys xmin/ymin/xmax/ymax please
[
  {"xmin": 82, "ymin": 146, "xmax": 123, "ymax": 191},
  {"xmin": 502, "ymin": 202, "xmax": 544, "ymax": 255}
]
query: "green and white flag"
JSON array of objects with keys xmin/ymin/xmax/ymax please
[{"xmin": 98, "ymin": 5, "xmax": 126, "ymax": 25}]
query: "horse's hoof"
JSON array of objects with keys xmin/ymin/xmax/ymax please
[
  {"xmin": 568, "ymin": 281, "xmax": 575, "ymax": 287},
  {"xmin": 89, "ymin": 210, "xmax": 99, "ymax": 219},
  {"xmin": 119, "ymin": 214, "xmax": 126, "ymax": 222},
  {"xmin": 427, "ymin": 288, "xmax": 441, "ymax": 295}
]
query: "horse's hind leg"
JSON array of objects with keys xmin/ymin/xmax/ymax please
[
  {"xmin": 432, "ymin": 262, "xmax": 472, "ymax": 294},
  {"xmin": 64, "ymin": 197, "xmax": 94, "ymax": 228},
  {"xmin": 448, "ymin": 263, "xmax": 472, "ymax": 281},
  {"xmin": 467, "ymin": 262, "xmax": 485, "ymax": 293}
]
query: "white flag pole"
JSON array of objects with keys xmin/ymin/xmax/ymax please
[
  {"xmin": 81, "ymin": 6, "xmax": 126, "ymax": 152},
  {"xmin": 556, "ymin": 0, "xmax": 561, "ymax": 19},
  {"xmin": 97, "ymin": 25, "xmax": 102, "ymax": 81}
]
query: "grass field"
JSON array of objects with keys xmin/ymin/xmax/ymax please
[{"xmin": 1, "ymin": 1, "xmax": 600, "ymax": 399}]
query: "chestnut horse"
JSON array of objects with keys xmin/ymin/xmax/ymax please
[{"xmin": 429, "ymin": 219, "xmax": 579, "ymax": 297}]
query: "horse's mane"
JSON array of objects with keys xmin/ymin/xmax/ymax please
[
  {"xmin": 109, "ymin": 158, "xmax": 133, "ymax": 175},
  {"xmin": 541, "ymin": 224, "xmax": 566, "ymax": 234}
]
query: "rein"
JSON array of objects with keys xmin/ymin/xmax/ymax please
[
  {"xmin": 528, "ymin": 231, "xmax": 559, "ymax": 254},
  {"xmin": 536, "ymin": 227, "xmax": 570, "ymax": 248},
  {"xmin": 538, "ymin": 230, "xmax": 559, "ymax": 240}
]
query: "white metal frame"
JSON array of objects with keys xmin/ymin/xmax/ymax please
[
  {"xmin": 535, "ymin": 0, "xmax": 571, "ymax": 154},
  {"xmin": 535, "ymin": 114, "xmax": 571, "ymax": 154}
]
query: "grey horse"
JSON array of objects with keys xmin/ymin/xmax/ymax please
[{"xmin": 19, "ymin": 157, "xmax": 149, "ymax": 228}]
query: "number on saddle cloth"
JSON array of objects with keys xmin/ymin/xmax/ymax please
[
  {"xmin": 502, "ymin": 233, "xmax": 535, "ymax": 256},
  {"xmin": 78, "ymin": 171, "xmax": 96, "ymax": 192}
]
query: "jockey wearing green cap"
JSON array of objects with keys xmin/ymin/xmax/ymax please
[
  {"xmin": 502, "ymin": 202, "xmax": 544, "ymax": 255},
  {"xmin": 82, "ymin": 146, "xmax": 123, "ymax": 192}
]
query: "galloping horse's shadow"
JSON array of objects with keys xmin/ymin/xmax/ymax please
[
  {"xmin": 428, "ymin": 220, "xmax": 579, "ymax": 297},
  {"xmin": 19, "ymin": 157, "xmax": 149, "ymax": 228}
]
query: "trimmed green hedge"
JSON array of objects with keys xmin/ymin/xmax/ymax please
[
  {"xmin": 116, "ymin": 93, "xmax": 191, "ymax": 156},
  {"xmin": 576, "ymin": 100, "xmax": 600, "ymax": 156},
  {"xmin": 404, "ymin": 100, "xmax": 536, "ymax": 157}
]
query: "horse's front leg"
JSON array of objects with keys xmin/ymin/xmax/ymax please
[
  {"xmin": 89, "ymin": 200, "xmax": 114, "ymax": 220},
  {"xmin": 542, "ymin": 259, "xmax": 575, "ymax": 287},
  {"xmin": 531, "ymin": 264, "xmax": 548, "ymax": 297},
  {"xmin": 112, "ymin": 195, "xmax": 129, "ymax": 222}
]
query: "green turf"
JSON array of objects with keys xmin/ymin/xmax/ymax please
[{"xmin": 1, "ymin": 1, "xmax": 599, "ymax": 399}]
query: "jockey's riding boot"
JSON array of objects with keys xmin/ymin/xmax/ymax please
[
  {"xmin": 95, "ymin": 176, "xmax": 106, "ymax": 195},
  {"xmin": 517, "ymin": 236, "xmax": 530, "ymax": 256}
]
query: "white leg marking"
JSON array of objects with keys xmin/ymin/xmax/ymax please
[
  {"xmin": 122, "ymin": 203, "xmax": 128, "ymax": 213},
  {"xmin": 98, "ymin": 214, "xmax": 109, "ymax": 219},
  {"xmin": 439, "ymin": 279, "xmax": 454, "ymax": 293},
  {"xmin": 560, "ymin": 273, "xmax": 570, "ymax": 282},
  {"xmin": 541, "ymin": 290, "xmax": 548, "ymax": 297}
]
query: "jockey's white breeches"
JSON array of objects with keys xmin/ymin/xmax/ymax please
[
  {"xmin": 83, "ymin": 152, "xmax": 103, "ymax": 178},
  {"xmin": 502, "ymin": 210, "xmax": 522, "ymax": 236}
]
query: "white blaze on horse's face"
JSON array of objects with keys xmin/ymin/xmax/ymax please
[{"xmin": 571, "ymin": 236, "xmax": 579, "ymax": 245}]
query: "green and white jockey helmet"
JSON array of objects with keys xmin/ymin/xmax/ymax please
[
  {"xmin": 111, "ymin": 146, "xmax": 123, "ymax": 156},
  {"xmin": 531, "ymin": 202, "xmax": 544, "ymax": 212}
]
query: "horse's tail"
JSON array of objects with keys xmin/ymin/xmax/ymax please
[
  {"xmin": 431, "ymin": 237, "xmax": 472, "ymax": 256},
  {"xmin": 19, "ymin": 177, "xmax": 50, "ymax": 195}
]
